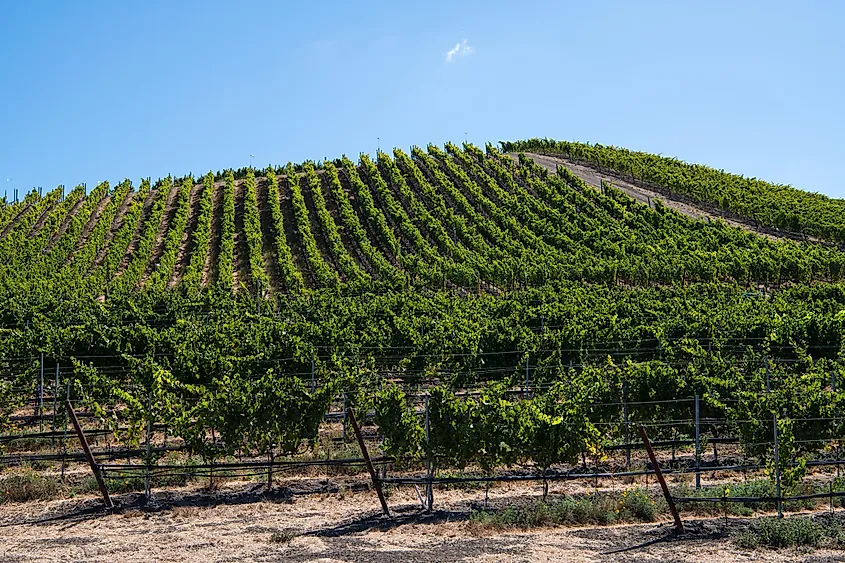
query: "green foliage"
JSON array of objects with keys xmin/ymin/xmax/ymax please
[
  {"xmin": 503, "ymin": 138, "xmax": 845, "ymax": 244},
  {"xmin": 469, "ymin": 489, "xmax": 660, "ymax": 529},
  {"xmin": 5, "ymin": 140, "xmax": 845, "ymax": 488},
  {"xmin": 372, "ymin": 384, "xmax": 424, "ymax": 459},
  {"xmin": 242, "ymin": 169, "xmax": 269, "ymax": 291},
  {"xmin": 373, "ymin": 381, "xmax": 599, "ymax": 478},
  {"xmin": 304, "ymin": 162, "xmax": 368, "ymax": 287},
  {"xmin": 264, "ymin": 167, "xmax": 304, "ymax": 291},
  {"xmin": 181, "ymin": 172, "xmax": 214, "ymax": 293},
  {"xmin": 735, "ymin": 517, "xmax": 830, "ymax": 549},
  {"xmin": 217, "ymin": 171, "xmax": 235, "ymax": 290},
  {"xmin": 286, "ymin": 163, "xmax": 338, "ymax": 287}
]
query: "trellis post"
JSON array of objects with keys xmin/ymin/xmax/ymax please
[
  {"xmin": 425, "ymin": 393, "xmax": 433, "ymax": 512},
  {"xmin": 66, "ymin": 400, "xmax": 113, "ymax": 510},
  {"xmin": 638, "ymin": 425, "xmax": 683, "ymax": 533},
  {"xmin": 695, "ymin": 393, "xmax": 701, "ymax": 489},
  {"xmin": 145, "ymin": 393, "xmax": 153, "ymax": 500},
  {"xmin": 51, "ymin": 363, "xmax": 59, "ymax": 444},
  {"xmin": 348, "ymin": 407, "xmax": 390, "ymax": 517}
]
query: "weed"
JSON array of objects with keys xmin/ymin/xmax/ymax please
[
  {"xmin": 469, "ymin": 488, "xmax": 661, "ymax": 530},
  {"xmin": 269, "ymin": 530, "xmax": 295, "ymax": 544},
  {"xmin": 756, "ymin": 517, "xmax": 825, "ymax": 548},
  {"xmin": 733, "ymin": 517, "xmax": 839, "ymax": 550},
  {"xmin": 0, "ymin": 474, "xmax": 62, "ymax": 503}
]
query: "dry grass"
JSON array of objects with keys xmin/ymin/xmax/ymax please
[
  {"xmin": 2, "ymin": 483, "xmax": 844, "ymax": 562},
  {"xmin": 171, "ymin": 505, "xmax": 204, "ymax": 518}
]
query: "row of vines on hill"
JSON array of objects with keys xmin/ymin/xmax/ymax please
[
  {"xmin": 2, "ymin": 144, "xmax": 845, "ymax": 298},
  {"xmin": 501, "ymin": 137, "xmax": 845, "ymax": 244}
]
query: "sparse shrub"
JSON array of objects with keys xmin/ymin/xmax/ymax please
[
  {"xmin": 757, "ymin": 517, "xmax": 825, "ymax": 548},
  {"xmin": 468, "ymin": 488, "xmax": 661, "ymax": 530},
  {"xmin": 734, "ymin": 517, "xmax": 829, "ymax": 549},
  {"xmin": 733, "ymin": 530, "xmax": 760, "ymax": 549},
  {"xmin": 618, "ymin": 488, "xmax": 657, "ymax": 521}
]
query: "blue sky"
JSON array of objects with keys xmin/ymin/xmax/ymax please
[{"xmin": 1, "ymin": 0, "xmax": 843, "ymax": 198}]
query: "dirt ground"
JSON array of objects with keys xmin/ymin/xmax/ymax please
[{"xmin": 2, "ymin": 479, "xmax": 845, "ymax": 563}]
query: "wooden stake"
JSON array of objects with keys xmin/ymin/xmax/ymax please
[
  {"xmin": 638, "ymin": 425, "xmax": 683, "ymax": 533},
  {"xmin": 347, "ymin": 407, "xmax": 390, "ymax": 517},
  {"xmin": 66, "ymin": 400, "xmax": 113, "ymax": 510}
]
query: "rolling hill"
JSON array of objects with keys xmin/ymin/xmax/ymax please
[{"xmin": 1, "ymin": 142, "xmax": 842, "ymax": 303}]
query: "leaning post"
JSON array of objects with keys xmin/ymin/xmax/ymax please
[
  {"xmin": 347, "ymin": 407, "xmax": 390, "ymax": 517},
  {"xmin": 638, "ymin": 425, "xmax": 683, "ymax": 533},
  {"xmin": 65, "ymin": 400, "xmax": 113, "ymax": 510}
]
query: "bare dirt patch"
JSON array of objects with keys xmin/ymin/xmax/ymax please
[{"xmin": 2, "ymin": 480, "xmax": 840, "ymax": 562}]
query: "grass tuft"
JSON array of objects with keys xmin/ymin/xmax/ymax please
[
  {"xmin": 0, "ymin": 474, "xmax": 62, "ymax": 503},
  {"xmin": 469, "ymin": 488, "xmax": 660, "ymax": 530},
  {"xmin": 269, "ymin": 530, "xmax": 296, "ymax": 544},
  {"xmin": 733, "ymin": 516, "xmax": 843, "ymax": 550}
]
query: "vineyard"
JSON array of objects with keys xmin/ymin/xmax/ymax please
[{"xmin": 3, "ymin": 140, "xmax": 845, "ymax": 527}]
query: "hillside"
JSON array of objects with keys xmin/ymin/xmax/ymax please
[{"xmin": 0, "ymin": 143, "xmax": 842, "ymax": 303}]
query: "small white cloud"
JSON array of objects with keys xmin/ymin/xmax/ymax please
[{"xmin": 446, "ymin": 39, "xmax": 474, "ymax": 62}]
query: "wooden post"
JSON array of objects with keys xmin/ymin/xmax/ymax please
[
  {"xmin": 425, "ymin": 393, "xmax": 433, "ymax": 512},
  {"xmin": 638, "ymin": 425, "xmax": 683, "ymax": 533},
  {"xmin": 65, "ymin": 400, "xmax": 113, "ymax": 510},
  {"xmin": 144, "ymin": 394, "xmax": 152, "ymax": 500},
  {"xmin": 622, "ymin": 382, "xmax": 630, "ymax": 469},
  {"xmin": 38, "ymin": 352, "xmax": 44, "ymax": 432},
  {"xmin": 695, "ymin": 393, "xmax": 701, "ymax": 490},
  {"xmin": 773, "ymin": 414, "xmax": 782, "ymax": 518},
  {"xmin": 347, "ymin": 407, "xmax": 390, "ymax": 517},
  {"xmin": 61, "ymin": 379, "xmax": 70, "ymax": 482},
  {"xmin": 51, "ymin": 363, "xmax": 59, "ymax": 444}
]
